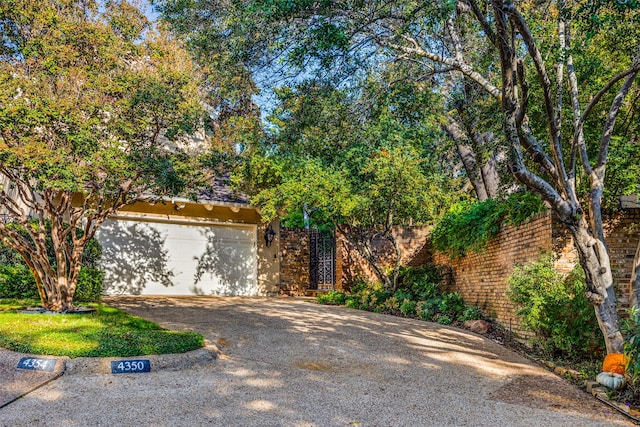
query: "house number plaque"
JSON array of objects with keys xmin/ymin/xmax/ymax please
[
  {"xmin": 110, "ymin": 359, "xmax": 151, "ymax": 374},
  {"xmin": 17, "ymin": 357, "xmax": 57, "ymax": 372}
]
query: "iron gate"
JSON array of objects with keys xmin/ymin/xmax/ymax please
[{"xmin": 309, "ymin": 229, "xmax": 336, "ymax": 290}]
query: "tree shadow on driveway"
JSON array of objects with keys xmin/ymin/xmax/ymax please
[{"xmin": 100, "ymin": 296, "xmax": 631, "ymax": 426}]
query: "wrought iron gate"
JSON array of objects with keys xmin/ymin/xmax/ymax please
[{"xmin": 309, "ymin": 229, "xmax": 336, "ymax": 290}]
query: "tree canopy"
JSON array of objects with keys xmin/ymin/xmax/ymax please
[
  {"xmin": 241, "ymin": 70, "xmax": 461, "ymax": 288},
  {"xmin": 0, "ymin": 0, "xmax": 207, "ymax": 310},
  {"xmin": 156, "ymin": 0, "xmax": 640, "ymax": 353}
]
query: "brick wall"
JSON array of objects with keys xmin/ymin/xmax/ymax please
[
  {"xmin": 279, "ymin": 227, "xmax": 345, "ymax": 295},
  {"xmin": 433, "ymin": 213, "xmax": 554, "ymax": 335},
  {"xmin": 279, "ymin": 211, "xmax": 640, "ymax": 326},
  {"xmin": 279, "ymin": 226, "xmax": 430, "ymax": 293},
  {"xmin": 279, "ymin": 228, "xmax": 310, "ymax": 295},
  {"xmin": 433, "ymin": 209, "xmax": 640, "ymax": 335},
  {"xmin": 338, "ymin": 226, "xmax": 430, "ymax": 288},
  {"xmin": 605, "ymin": 209, "xmax": 640, "ymax": 311}
]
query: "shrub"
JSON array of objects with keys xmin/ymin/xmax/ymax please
[
  {"xmin": 439, "ymin": 292, "xmax": 465, "ymax": 318},
  {"xmin": 506, "ymin": 254, "xmax": 604, "ymax": 360},
  {"xmin": 392, "ymin": 289, "xmax": 413, "ymax": 303},
  {"xmin": 396, "ymin": 265, "xmax": 442, "ymax": 300},
  {"xmin": 345, "ymin": 295, "xmax": 359, "ymax": 309},
  {"xmin": 338, "ymin": 264, "xmax": 476, "ymax": 325},
  {"xmin": 437, "ymin": 314, "xmax": 452, "ymax": 325},
  {"xmin": 416, "ymin": 302, "xmax": 432, "ymax": 321},
  {"xmin": 0, "ymin": 266, "xmax": 105, "ymax": 302},
  {"xmin": 399, "ymin": 299, "xmax": 417, "ymax": 316},
  {"xmin": 74, "ymin": 268, "xmax": 106, "ymax": 302},
  {"xmin": 316, "ymin": 290, "xmax": 346, "ymax": 305},
  {"xmin": 0, "ymin": 264, "xmax": 39, "ymax": 299},
  {"xmin": 460, "ymin": 306, "xmax": 484, "ymax": 322},
  {"xmin": 382, "ymin": 296, "xmax": 400, "ymax": 312},
  {"xmin": 417, "ymin": 297, "xmax": 443, "ymax": 322}
]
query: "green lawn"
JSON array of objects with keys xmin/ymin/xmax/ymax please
[{"xmin": 0, "ymin": 299, "xmax": 204, "ymax": 358}]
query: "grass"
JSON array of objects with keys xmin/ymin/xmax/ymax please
[{"xmin": 0, "ymin": 299, "xmax": 204, "ymax": 358}]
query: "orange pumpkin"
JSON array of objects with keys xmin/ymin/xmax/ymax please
[{"xmin": 602, "ymin": 353, "xmax": 627, "ymax": 375}]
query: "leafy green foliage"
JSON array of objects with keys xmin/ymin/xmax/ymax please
[
  {"xmin": 396, "ymin": 265, "xmax": 442, "ymax": 300},
  {"xmin": 439, "ymin": 292, "xmax": 466, "ymax": 319},
  {"xmin": 243, "ymin": 76, "xmax": 460, "ymax": 288},
  {"xmin": 460, "ymin": 306, "xmax": 484, "ymax": 322},
  {"xmin": 506, "ymin": 255, "xmax": 605, "ymax": 361},
  {"xmin": 0, "ymin": 267, "xmax": 104, "ymax": 302},
  {"xmin": 0, "ymin": 301, "xmax": 204, "ymax": 358},
  {"xmin": 399, "ymin": 299, "xmax": 417, "ymax": 317},
  {"xmin": 603, "ymin": 137, "xmax": 640, "ymax": 209},
  {"xmin": 623, "ymin": 307, "xmax": 640, "ymax": 392},
  {"xmin": 0, "ymin": 0, "xmax": 206, "ymax": 310},
  {"xmin": 316, "ymin": 290, "xmax": 346, "ymax": 306},
  {"xmin": 73, "ymin": 269, "xmax": 105, "ymax": 303},
  {"xmin": 316, "ymin": 265, "xmax": 483, "ymax": 326},
  {"xmin": 0, "ymin": 264, "xmax": 35, "ymax": 299},
  {"xmin": 431, "ymin": 192, "xmax": 547, "ymax": 258}
]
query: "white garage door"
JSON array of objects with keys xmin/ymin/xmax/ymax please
[{"xmin": 96, "ymin": 216, "xmax": 258, "ymax": 296}]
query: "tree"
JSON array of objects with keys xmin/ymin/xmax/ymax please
[
  {"xmin": 246, "ymin": 78, "xmax": 458, "ymax": 289},
  {"xmin": 157, "ymin": 0, "xmax": 640, "ymax": 353},
  {"xmin": 372, "ymin": 0, "xmax": 639, "ymax": 353},
  {"xmin": 155, "ymin": 0, "xmax": 505, "ymax": 201},
  {"xmin": 0, "ymin": 0, "xmax": 206, "ymax": 310}
]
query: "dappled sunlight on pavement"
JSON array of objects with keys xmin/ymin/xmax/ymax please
[{"xmin": 0, "ymin": 296, "xmax": 632, "ymax": 426}]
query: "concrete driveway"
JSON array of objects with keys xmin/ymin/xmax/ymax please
[{"xmin": 0, "ymin": 296, "xmax": 633, "ymax": 426}]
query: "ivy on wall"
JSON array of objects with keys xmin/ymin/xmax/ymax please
[{"xmin": 430, "ymin": 192, "xmax": 547, "ymax": 259}]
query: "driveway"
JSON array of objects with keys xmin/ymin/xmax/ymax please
[{"xmin": 0, "ymin": 296, "xmax": 633, "ymax": 426}]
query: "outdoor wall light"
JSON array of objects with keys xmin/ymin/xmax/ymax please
[{"xmin": 264, "ymin": 224, "xmax": 276, "ymax": 247}]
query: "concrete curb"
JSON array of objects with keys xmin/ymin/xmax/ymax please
[
  {"xmin": 63, "ymin": 343, "xmax": 219, "ymax": 375},
  {"xmin": 0, "ymin": 349, "xmax": 68, "ymax": 409},
  {"xmin": 0, "ymin": 342, "xmax": 219, "ymax": 408}
]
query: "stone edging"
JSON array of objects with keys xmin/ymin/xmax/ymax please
[
  {"xmin": 544, "ymin": 361, "xmax": 640, "ymax": 424},
  {"xmin": 585, "ymin": 380, "xmax": 640, "ymax": 423}
]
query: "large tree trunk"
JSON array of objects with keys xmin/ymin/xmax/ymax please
[
  {"xmin": 477, "ymin": 135, "xmax": 501, "ymax": 199},
  {"xmin": 444, "ymin": 120, "xmax": 501, "ymax": 201},
  {"xmin": 386, "ymin": 231, "xmax": 403, "ymax": 292},
  {"xmin": 456, "ymin": 143, "xmax": 489, "ymax": 200},
  {"xmin": 44, "ymin": 275, "xmax": 74, "ymax": 311},
  {"xmin": 565, "ymin": 215, "xmax": 624, "ymax": 353}
]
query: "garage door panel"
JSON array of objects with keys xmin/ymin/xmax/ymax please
[
  {"xmin": 192, "ymin": 226, "xmax": 257, "ymax": 296},
  {"xmin": 97, "ymin": 218, "xmax": 258, "ymax": 296}
]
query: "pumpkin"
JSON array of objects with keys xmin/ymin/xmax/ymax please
[
  {"xmin": 602, "ymin": 353, "xmax": 627, "ymax": 375},
  {"xmin": 596, "ymin": 371, "xmax": 626, "ymax": 390}
]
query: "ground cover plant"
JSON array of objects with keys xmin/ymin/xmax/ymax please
[
  {"xmin": 0, "ymin": 299, "xmax": 204, "ymax": 358},
  {"xmin": 317, "ymin": 265, "xmax": 484, "ymax": 326}
]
